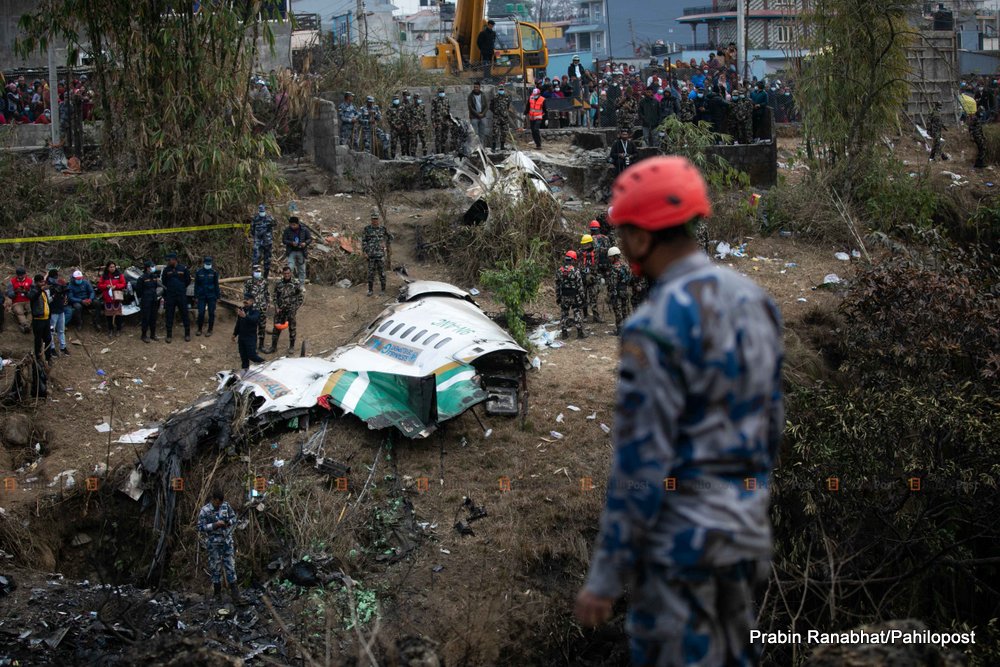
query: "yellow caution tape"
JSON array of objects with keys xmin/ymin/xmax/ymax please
[{"xmin": 0, "ymin": 222, "xmax": 249, "ymax": 245}]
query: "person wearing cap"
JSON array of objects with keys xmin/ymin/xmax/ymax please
[
  {"xmin": 243, "ymin": 265, "xmax": 270, "ymax": 352},
  {"xmin": 338, "ymin": 91, "xmax": 359, "ymax": 148},
  {"xmin": 359, "ymin": 95, "xmax": 386, "ymax": 156},
  {"xmin": 195, "ymin": 256, "xmax": 220, "ymax": 337},
  {"xmin": 489, "ymin": 83, "xmax": 512, "ymax": 150},
  {"xmin": 387, "ymin": 93, "xmax": 405, "ymax": 159},
  {"xmin": 362, "ymin": 209, "xmax": 392, "ymax": 296},
  {"xmin": 431, "ymin": 87, "xmax": 451, "ymax": 154},
  {"xmin": 282, "ymin": 216, "xmax": 312, "ymax": 287},
  {"xmin": 136, "ymin": 260, "xmax": 160, "ymax": 343},
  {"xmin": 568, "ymin": 55, "xmax": 588, "ymax": 102},
  {"xmin": 730, "ymin": 88, "xmax": 754, "ymax": 144},
  {"xmin": 66, "ymin": 268, "xmax": 96, "ymax": 332},
  {"xmin": 250, "ymin": 204, "xmax": 275, "ymax": 280},
  {"xmin": 46, "ymin": 267, "xmax": 70, "ymax": 356},
  {"xmin": 410, "ymin": 93, "xmax": 429, "ymax": 156},
  {"xmin": 575, "ymin": 156, "xmax": 783, "ymax": 666},
  {"xmin": 477, "ymin": 19, "xmax": 497, "ymax": 81},
  {"xmin": 524, "ymin": 88, "xmax": 546, "ymax": 150},
  {"xmin": 555, "ymin": 250, "xmax": 585, "ymax": 339},
  {"xmin": 5, "ymin": 267, "xmax": 33, "ymax": 334},
  {"xmin": 232, "ymin": 294, "xmax": 265, "ymax": 371},
  {"xmin": 27, "ymin": 274, "xmax": 54, "ymax": 363},
  {"xmin": 160, "ymin": 253, "xmax": 192, "ymax": 343}
]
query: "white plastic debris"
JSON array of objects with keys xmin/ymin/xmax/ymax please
[
  {"xmin": 336, "ymin": 279, "xmax": 352, "ymax": 289},
  {"xmin": 469, "ymin": 288, "xmax": 480, "ymax": 296},
  {"xmin": 94, "ymin": 422, "xmax": 112, "ymax": 433},
  {"xmin": 821, "ymin": 273, "xmax": 842, "ymax": 285},
  {"xmin": 50, "ymin": 470, "xmax": 78, "ymax": 489},
  {"xmin": 797, "ymin": 297, "xmax": 808, "ymax": 302},
  {"xmin": 531, "ymin": 356, "xmax": 541, "ymax": 370},
  {"xmin": 549, "ymin": 431, "xmax": 564, "ymax": 440},
  {"xmin": 716, "ymin": 241, "xmax": 748, "ymax": 259},
  {"xmin": 117, "ymin": 428, "xmax": 159, "ymax": 444},
  {"xmin": 556, "ymin": 413, "xmax": 564, "ymax": 423},
  {"xmin": 834, "ymin": 252, "xmax": 850, "ymax": 261},
  {"xmin": 599, "ymin": 423, "xmax": 611, "ymax": 434},
  {"xmin": 587, "ymin": 412, "xmax": 597, "ymax": 420},
  {"xmin": 567, "ymin": 405, "xmax": 581, "ymax": 412},
  {"xmin": 851, "ymin": 250, "xmax": 861, "ymax": 259},
  {"xmin": 273, "ymin": 459, "xmax": 286, "ymax": 468},
  {"xmin": 484, "ymin": 428, "xmax": 493, "ymax": 438}
]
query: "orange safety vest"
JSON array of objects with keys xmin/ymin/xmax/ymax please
[{"xmin": 528, "ymin": 96, "xmax": 544, "ymax": 120}]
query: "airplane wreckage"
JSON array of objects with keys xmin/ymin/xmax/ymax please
[{"xmin": 133, "ymin": 281, "xmax": 530, "ymax": 578}]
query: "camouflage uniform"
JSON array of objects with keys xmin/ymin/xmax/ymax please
[
  {"xmin": 411, "ymin": 96, "xmax": 429, "ymax": 155},
  {"xmin": 270, "ymin": 277, "xmax": 303, "ymax": 352},
  {"xmin": 579, "ymin": 246, "xmax": 601, "ymax": 322},
  {"xmin": 197, "ymin": 501, "xmax": 238, "ymax": 585},
  {"xmin": 362, "ymin": 222, "xmax": 390, "ymax": 292},
  {"xmin": 338, "ymin": 99, "xmax": 359, "ymax": 147},
  {"xmin": 489, "ymin": 92, "xmax": 512, "ymax": 150},
  {"xmin": 243, "ymin": 275, "xmax": 270, "ymax": 348},
  {"xmin": 431, "ymin": 93, "xmax": 451, "ymax": 154},
  {"xmin": 555, "ymin": 263, "xmax": 585, "ymax": 338},
  {"xmin": 928, "ymin": 108, "xmax": 944, "ymax": 160},
  {"xmin": 250, "ymin": 213, "xmax": 275, "ymax": 279},
  {"xmin": 731, "ymin": 94, "xmax": 754, "ymax": 144},
  {"xmin": 970, "ymin": 113, "xmax": 986, "ymax": 168},
  {"xmin": 630, "ymin": 276, "xmax": 649, "ymax": 311},
  {"xmin": 605, "ymin": 260, "xmax": 631, "ymax": 335},
  {"xmin": 359, "ymin": 103, "xmax": 387, "ymax": 156},
  {"xmin": 617, "ymin": 94, "xmax": 638, "ymax": 131},
  {"xmin": 387, "ymin": 102, "xmax": 407, "ymax": 159},
  {"xmin": 679, "ymin": 96, "xmax": 696, "ymax": 123},
  {"xmin": 584, "ymin": 252, "xmax": 784, "ymax": 667}
]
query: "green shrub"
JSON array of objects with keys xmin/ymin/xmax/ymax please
[{"xmin": 480, "ymin": 239, "xmax": 548, "ymax": 349}]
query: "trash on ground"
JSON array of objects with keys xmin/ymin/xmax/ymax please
[
  {"xmin": 94, "ymin": 422, "xmax": 112, "ymax": 433},
  {"xmin": 117, "ymin": 427, "xmax": 159, "ymax": 444},
  {"xmin": 834, "ymin": 252, "xmax": 850, "ymax": 261},
  {"xmin": 599, "ymin": 423, "xmax": 611, "ymax": 434},
  {"xmin": 556, "ymin": 413, "xmax": 564, "ymax": 423},
  {"xmin": 716, "ymin": 241, "xmax": 748, "ymax": 259},
  {"xmin": 821, "ymin": 274, "xmax": 842, "ymax": 285},
  {"xmin": 549, "ymin": 431, "xmax": 564, "ymax": 439},
  {"xmin": 567, "ymin": 405, "xmax": 580, "ymax": 412}
]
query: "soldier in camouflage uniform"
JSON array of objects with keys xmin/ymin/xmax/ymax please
[
  {"xmin": 970, "ymin": 110, "xmax": 986, "ymax": 168},
  {"xmin": 359, "ymin": 96, "xmax": 387, "ymax": 156},
  {"xmin": 431, "ymin": 87, "xmax": 451, "ymax": 154},
  {"xmin": 678, "ymin": 93, "xmax": 696, "ymax": 123},
  {"xmin": 400, "ymin": 90, "xmax": 415, "ymax": 157},
  {"xmin": 243, "ymin": 265, "xmax": 270, "ymax": 352},
  {"xmin": 411, "ymin": 94, "xmax": 429, "ymax": 156},
  {"xmin": 362, "ymin": 209, "xmax": 391, "ymax": 295},
  {"xmin": 604, "ymin": 246, "xmax": 631, "ymax": 335},
  {"xmin": 338, "ymin": 91, "xmax": 359, "ymax": 147},
  {"xmin": 616, "ymin": 90, "xmax": 638, "ymax": 132},
  {"xmin": 489, "ymin": 83, "xmax": 512, "ymax": 150},
  {"xmin": 630, "ymin": 275, "xmax": 649, "ymax": 311},
  {"xmin": 555, "ymin": 250, "xmax": 586, "ymax": 339},
  {"xmin": 576, "ymin": 156, "xmax": 783, "ymax": 667},
  {"xmin": 267, "ymin": 266, "xmax": 303, "ymax": 353},
  {"xmin": 387, "ymin": 94, "xmax": 406, "ymax": 159},
  {"xmin": 928, "ymin": 102, "xmax": 947, "ymax": 161},
  {"xmin": 730, "ymin": 89, "xmax": 754, "ymax": 144},
  {"xmin": 197, "ymin": 488, "xmax": 242, "ymax": 604},
  {"xmin": 579, "ymin": 234, "xmax": 601, "ymax": 322},
  {"xmin": 250, "ymin": 204, "xmax": 275, "ymax": 279}
]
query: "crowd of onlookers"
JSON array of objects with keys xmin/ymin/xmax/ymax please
[{"xmin": 1, "ymin": 73, "xmax": 95, "ymax": 127}]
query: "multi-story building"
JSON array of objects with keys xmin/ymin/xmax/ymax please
[
  {"xmin": 677, "ymin": 0, "xmax": 808, "ymax": 50},
  {"xmin": 565, "ymin": 0, "xmax": 610, "ymax": 58}
]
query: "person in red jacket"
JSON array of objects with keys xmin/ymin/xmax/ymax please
[
  {"xmin": 97, "ymin": 261, "xmax": 126, "ymax": 336},
  {"xmin": 5, "ymin": 267, "xmax": 33, "ymax": 333}
]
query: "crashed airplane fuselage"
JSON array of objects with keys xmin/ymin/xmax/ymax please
[{"xmin": 218, "ymin": 281, "xmax": 528, "ymax": 438}]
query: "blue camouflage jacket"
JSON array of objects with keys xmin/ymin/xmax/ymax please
[
  {"xmin": 197, "ymin": 501, "xmax": 237, "ymax": 546},
  {"xmin": 585, "ymin": 251, "xmax": 784, "ymax": 598}
]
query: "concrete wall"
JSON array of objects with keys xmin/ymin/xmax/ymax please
[
  {"xmin": 0, "ymin": 121, "xmax": 101, "ymax": 149},
  {"xmin": 0, "ymin": 0, "xmax": 48, "ymax": 69},
  {"xmin": 906, "ymin": 31, "xmax": 958, "ymax": 124}
]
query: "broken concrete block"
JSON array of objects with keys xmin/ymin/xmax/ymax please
[{"xmin": 3, "ymin": 413, "xmax": 32, "ymax": 447}]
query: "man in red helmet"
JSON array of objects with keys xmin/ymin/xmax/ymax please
[
  {"xmin": 555, "ymin": 250, "xmax": 586, "ymax": 339},
  {"xmin": 575, "ymin": 156, "xmax": 784, "ymax": 666}
]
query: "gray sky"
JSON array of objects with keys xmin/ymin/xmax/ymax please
[{"xmin": 607, "ymin": 0, "xmax": 698, "ymax": 56}]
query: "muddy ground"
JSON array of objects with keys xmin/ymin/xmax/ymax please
[{"xmin": 0, "ymin": 127, "xmax": 964, "ymax": 665}]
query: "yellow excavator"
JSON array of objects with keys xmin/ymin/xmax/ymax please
[{"xmin": 420, "ymin": 0, "xmax": 548, "ymax": 80}]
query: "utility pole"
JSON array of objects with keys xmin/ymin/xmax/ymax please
[
  {"xmin": 356, "ymin": 0, "xmax": 369, "ymax": 48},
  {"xmin": 737, "ymin": 0, "xmax": 747, "ymax": 81},
  {"xmin": 48, "ymin": 24, "xmax": 60, "ymax": 148},
  {"xmin": 628, "ymin": 18, "xmax": 637, "ymax": 56}
]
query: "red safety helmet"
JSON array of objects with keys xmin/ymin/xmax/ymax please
[
  {"xmin": 588, "ymin": 220, "xmax": 601, "ymax": 230},
  {"xmin": 608, "ymin": 156, "xmax": 711, "ymax": 230},
  {"xmin": 565, "ymin": 250, "xmax": 578, "ymax": 260}
]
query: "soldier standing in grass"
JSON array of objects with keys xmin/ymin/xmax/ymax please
[
  {"xmin": 731, "ymin": 88, "xmax": 754, "ymax": 144},
  {"xmin": 243, "ymin": 264, "xmax": 270, "ymax": 353},
  {"xmin": 268, "ymin": 266, "xmax": 303, "ymax": 354},
  {"xmin": 250, "ymin": 204, "xmax": 275, "ymax": 280},
  {"xmin": 197, "ymin": 488, "xmax": 243, "ymax": 604},
  {"xmin": 555, "ymin": 250, "xmax": 586, "ymax": 340},
  {"xmin": 575, "ymin": 156, "xmax": 784, "ymax": 667},
  {"xmin": 362, "ymin": 209, "xmax": 391, "ymax": 296},
  {"xmin": 338, "ymin": 91, "xmax": 359, "ymax": 147},
  {"xmin": 605, "ymin": 247, "xmax": 631, "ymax": 336},
  {"xmin": 431, "ymin": 87, "xmax": 451, "ymax": 154},
  {"xmin": 970, "ymin": 109, "xmax": 987, "ymax": 168},
  {"xmin": 412, "ymin": 93, "xmax": 429, "ymax": 156},
  {"xmin": 388, "ymin": 94, "xmax": 406, "ymax": 159}
]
